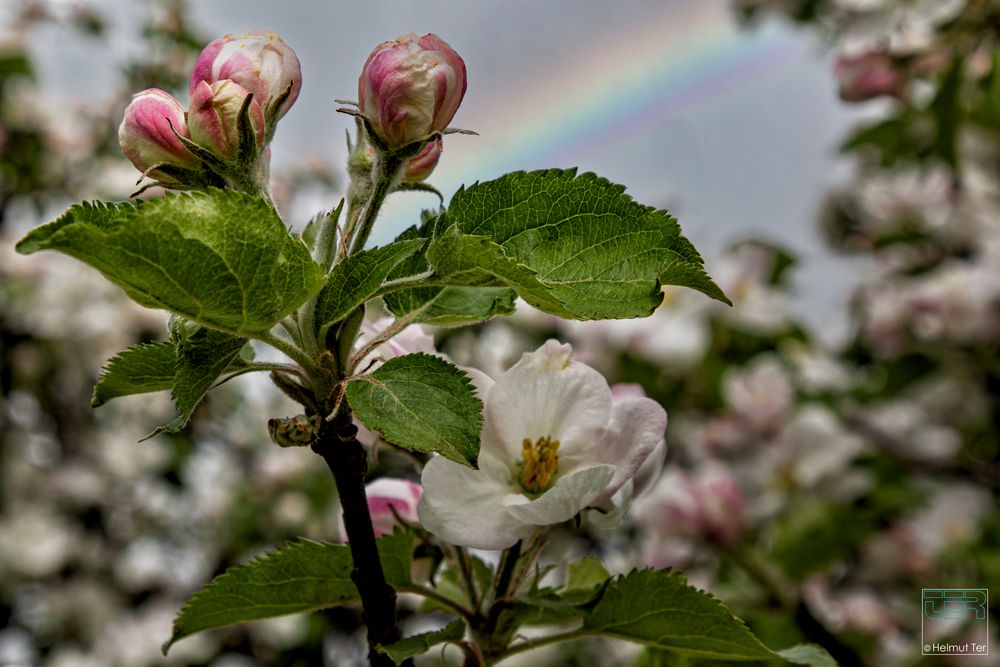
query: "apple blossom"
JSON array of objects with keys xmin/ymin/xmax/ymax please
[
  {"xmin": 418, "ymin": 340, "xmax": 666, "ymax": 550},
  {"xmin": 359, "ymin": 33, "xmax": 466, "ymax": 149},
  {"xmin": 190, "ymin": 30, "xmax": 302, "ymax": 132},
  {"xmin": 721, "ymin": 355, "xmax": 794, "ymax": 433},
  {"xmin": 118, "ymin": 88, "xmax": 200, "ymax": 183},
  {"xmin": 188, "ymin": 80, "xmax": 266, "ymax": 162},
  {"xmin": 633, "ymin": 465, "xmax": 746, "ymax": 549}
]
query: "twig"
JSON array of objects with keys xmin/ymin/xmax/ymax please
[{"xmin": 311, "ymin": 408, "xmax": 404, "ymax": 667}]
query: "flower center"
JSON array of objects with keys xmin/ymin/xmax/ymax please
[{"xmin": 518, "ymin": 436, "xmax": 560, "ymax": 494}]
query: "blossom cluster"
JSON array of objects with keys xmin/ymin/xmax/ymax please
[
  {"xmin": 2, "ymin": 2, "xmax": 998, "ymax": 666},
  {"xmin": 118, "ymin": 30, "xmax": 301, "ymax": 191}
]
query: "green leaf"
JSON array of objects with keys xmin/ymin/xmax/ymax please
[
  {"xmin": 346, "ymin": 353, "xmax": 482, "ymax": 467},
  {"xmin": 16, "ymin": 189, "xmax": 324, "ymax": 336},
  {"xmin": 385, "ymin": 284, "xmax": 517, "ymax": 326},
  {"xmin": 314, "ymin": 239, "xmax": 424, "ymax": 340},
  {"xmin": 146, "ymin": 327, "xmax": 248, "ymax": 437},
  {"xmin": 382, "ymin": 221, "xmax": 518, "ymax": 326},
  {"xmin": 582, "ymin": 569, "xmax": 776, "ymax": 660},
  {"xmin": 92, "ymin": 342, "xmax": 177, "ymax": 407},
  {"xmin": 435, "ymin": 169, "xmax": 728, "ymax": 319},
  {"xmin": 377, "ymin": 619, "xmax": 466, "ymax": 664},
  {"xmin": 164, "ymin": 531, "xmax": 413, "ymax": 654},
  {"xmin": 563, "ymin": 557, "xmax": 611, "ymax": 599},
  {"xmin": 776, "ymin": 645, "xmax": 839, "ymax": 667},
  {"xmin": 507, "ymin": 592, "xmax": 590, "ymax": 627},
  {"xmin": 427, "ymin": 225, "xmax": 571, "ymax": 316}
]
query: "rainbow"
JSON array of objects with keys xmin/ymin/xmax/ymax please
[
  {"xmin": 371, "ymin": 2, "xmax": 813, "ymax": 243},
  {"xmin": 432, "ymin": 1, "xmax": 809, "ymax": 190}
]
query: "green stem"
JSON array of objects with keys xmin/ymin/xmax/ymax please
[
  {"xmin": 401, "ymin": 584, "xmax": 474, "ymax": 619},
  {"xmin": 279, "ymin": 316, "xmax": 303, "ymax": 348},
  {"xmin": 481, "ymin": 541, "xmax": 521, "ymax": 638},
  {"xmin": 373, "ymin": 269, "xmax": 437, "ymax": 300},
  {"xmin": 455, "ymin": 546, "xmax": 483, "ymax": 614},
  {"xmin": 346, "ymin": 308, "xmax": 426, "ymax": 376},
  {"xmin": 255, "ymin": 331, "xmax": 319, "ymax": 378},
  {"xmin": 339, "ymin": 196, "xmax": 363, "ymax": 259},
  {"xmin": 349, "ymin": 152, "xmax": 405, "ymax": 256},
  {"xmin": 496, "ymin": 628, "xmax": 589, "ymax": 660}
]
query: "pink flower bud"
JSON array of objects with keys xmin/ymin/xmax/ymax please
[
  {"xmin": 366, "ymin": 479, "xmax": 423, "ymax": 537},
  {"xmin": 359, "ymin": 33, "xmax": 467, "ymax": 149},
  {"xmin": 403, "ymin": 136, "xmax": 443, "ymax": 182},
  {"xmin": 190, "ymin": 30, "xmax": 302, "ymax": 125},
  {"xmin": 118, "ymin": 88, "xmax": 199, "ymax": 182},
  {"xmin": 835, "ymin": 51, "xmax": 904, "ymax": 103},
  {"xmin": 188, "ymin": 79, "xmax": 265, "ymax": 161}
]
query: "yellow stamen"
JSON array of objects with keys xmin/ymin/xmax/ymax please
[{"xmin": 519, "ymin": 436, "xmax": 560, "ymax": 494}]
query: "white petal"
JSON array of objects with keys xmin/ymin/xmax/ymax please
[
  {"xmin": 632, "ymin": 438, "xmax": 667, "ymax": 499},
  {"xmin": 593, "ymin": 398, "xmax": 667, "ymax": 506},
  {"xmin": 506, "ymin": 464, "xmax": 614, "ymax": 526},
  {"xmin": 586, "ymin": 479, "xmax": 634, "ymax": 529},
  {"xmin": 484, "ymin": 340, "xmax": 612, "ymax": 467},
  {"xmin": 417, "ymin": 454, "xmax": 530, "ymax": 550}
]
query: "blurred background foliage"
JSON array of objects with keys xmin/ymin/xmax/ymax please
[{"xmin": 1, "ymin": 1, "xmax": 998, "ymax": 666}]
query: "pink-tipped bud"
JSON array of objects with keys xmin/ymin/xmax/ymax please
[
  {"xmin": 188, "ymin": 79, "xmax": 265, "ymax": 161},
  {"xmin": 359, "ymin": 33, "xmax": 467, "ymax": 149},
  {"xmin": 835, "ymin": 51, "xmax": 904, "ymax": 103},
  {"xmin": 118, "ymin": 88, "xmax": 199, "ymax": 182},
  {"xmin": 365, "ymin": 479, "xmax": 423, "ymax": 537},
  {"xmin": 190, "ymin": 30, "xmax": 302, "ymax": 127},
  {"xmin": 403, "ymin": 136, "xmax": 443, "ymax": 182}
]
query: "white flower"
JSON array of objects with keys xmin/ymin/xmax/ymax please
[
  {"xmin": 722, "ymin": 355, "xmax": 794, "ymax": 433},
  {"xmin": 418, "ymin": 340, "xmax": 666, "ymax": 550}
]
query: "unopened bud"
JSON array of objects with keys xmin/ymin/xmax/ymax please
[
  {"xmin": 118, "ymin": 88, "xmax": 199, "ymax": 183},
  {"xmin": 365, "ymin": 479, "xmax": 423, "ymax": 537},
  {"xmin": 403, "ymin": 136, "xmax": 443, "ymax": 182},
  {"xmin": 188, "ymin": 79, "xmax": 265, "ymax": 161},
  {"xmin": 191, "ymin": 30, "xmax": 302, "ymax": 134},
  {"xmin": 835, "ymin": 51, "xmax": 904, "ymax": 103},
  {"xmin": 359, "ymin": 33, "xmax": 466, "ymax": 149}
]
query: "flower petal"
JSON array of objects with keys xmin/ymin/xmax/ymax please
[
  {"xmin": 484, "ymin": 340, "xmax": 612, "ymax": 467},
  {"xmin": 592, "ymin": 397, "xmax": 667, "ymax": 505},
  {"xmin": 632, "ymin": 437, "xmax": 667, "ymax": 499},
  {"xmin": 587, "ymin": 479, "xmax": 634, "ymax": 529},
  {"xmin": 505, "ymin": 464, "xmax": 614, "ymax": 526},
  {"xmin": 417, "ymin": 453, "xmax": 530, "ymax": 550}
]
